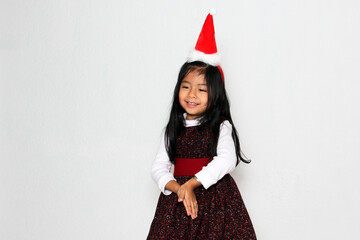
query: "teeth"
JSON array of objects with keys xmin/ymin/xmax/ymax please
[{"xmin": 187, "ymin": 102, "xmax": 197, "ymax": 105}]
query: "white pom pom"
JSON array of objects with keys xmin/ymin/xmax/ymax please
[{"xmin": 209, "ymin": 8, "xmax": 216, "ymax": 15}]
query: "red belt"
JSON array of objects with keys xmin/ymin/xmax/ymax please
[{"xmin": 174, "ymin": 158, "xmax": 211, "ymax": 176}]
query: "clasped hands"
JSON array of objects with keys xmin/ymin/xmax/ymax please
[
  {"xmin": 177, "ymin": 181, "xmax": 198, "ymax": 219},
  {"xmin": 165, "ymin": 178, "xmax": 202, "ymax": 220}
]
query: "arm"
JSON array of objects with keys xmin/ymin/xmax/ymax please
[
  {"xmin": 194, "ymin": 120, "xmax": 237, "ymax": 189},
  {"xmin": 151, "ymin": 130, "xmax": 177, "ymax": 195},
  {"xmin": 152, "ymin": 130, "xmax": 201, "ymax": 219},
  {"xmin": 165, "ymin": 180, "xmax": 181, "ymax": 194}
]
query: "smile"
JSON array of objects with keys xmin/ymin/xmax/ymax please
[{"xmin": 186, "ymin": 101, "xmax": 199, "ymax": 106}]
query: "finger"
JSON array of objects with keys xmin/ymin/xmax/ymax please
[
  {"xmin": 186, "ymin": 200, "xmax": 192, "ymax": 217},
  {"xmin": 177, "ymin": 191, "xmax": 185, "ymax": 202},
  {"xmin": 191, "ymin": 201, "xmax": 196, "ymax": 219},
  {"xmin": 186, "ymin": 200, "xmax": 192, "ymax": 216},
  {"xmin": 178, "ymin": 194, "xmax": 184, "ymax": 202},
  {"xmin": 187, "ymin": 200, "xmax": 192, "ymax": 216},
  {"xmin": 194, "ymin": 201, "xmax": 198, "ymax": 218},
  {"xmin": 177, "ymin": 193, "xmax": 184, "ymax": 202},
  {"xmin": 183, "ymin": 200, "xmax": 191, "ymax": 216},
  {"xmin": 190, "ymin": 201, "xmax": 195, "ymax": 219},
  {"xmin": 189, "ymin": 200, "xmax": 193, "ymax": 218}
]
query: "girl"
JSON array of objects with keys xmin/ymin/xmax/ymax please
[{"xmin": 147, "ymin": 11, "xmax": 256, "ymax": 240}]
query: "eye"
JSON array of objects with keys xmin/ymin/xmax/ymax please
[
  {"xmin": 181, "ymin": 86, "xmax": 189, "ymax": 89},
  {"xmin": 199, "ymin": 89, "xmax": 207, "ymax": 92}
]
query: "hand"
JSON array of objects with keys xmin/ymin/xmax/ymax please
[{"xmin": 177, "ymin": 183, "xmax": 198, "ymax": 219}]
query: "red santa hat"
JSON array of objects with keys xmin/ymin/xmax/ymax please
[{"xmin": 187, "ymin": 8, "xmax": 224, "ymax": 81}]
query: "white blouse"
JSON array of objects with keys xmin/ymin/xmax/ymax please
[{"xmin": 151, "ymin": 116, "xmax": 237, "ymax": 195}]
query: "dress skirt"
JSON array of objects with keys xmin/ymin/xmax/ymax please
[{"xmin": 147, "ymin": 174, "xmax": 257, "ymax": 240}]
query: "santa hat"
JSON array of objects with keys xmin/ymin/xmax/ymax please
[{"xmin": 187, "ymin": 8, "xmax": 224, "ymax": 81}]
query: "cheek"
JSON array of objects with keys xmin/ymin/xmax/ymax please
[
  {"xmin": 202, "ymin": 95, "xmax": 208, "ymax": 107},
  {"xmin": 178, "ymin": 90, "xmax": 184, "ymax": 102},
  {"xmin": 178, "ymin": 90, "xmax": 187, "ymax": 105}
]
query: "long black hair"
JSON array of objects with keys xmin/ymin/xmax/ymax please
[{"xmin": 165, "ymin": 61, "xmax": 250, "ymax": 165}]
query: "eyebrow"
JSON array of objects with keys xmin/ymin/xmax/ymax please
[{"xmin": 181, "ymin": 80, "xmax": 207, "ymax": 86}]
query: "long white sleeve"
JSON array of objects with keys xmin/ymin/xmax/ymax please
[
  {"xmin": 195, "ymin": 120, "xmax": 237, "ymax": 189},
  {"xmin": 151, "ymin": 130, "xmax": 176, "ymax": 195}
]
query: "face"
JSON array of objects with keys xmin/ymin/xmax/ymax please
[{"xmin": 179, "ymin": 71, "xmax": 208, "ymax": 120}]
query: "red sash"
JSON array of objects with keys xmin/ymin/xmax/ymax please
[{"xmin": 174, "ymin": 158, "xmax": 211, "ymax": 176}]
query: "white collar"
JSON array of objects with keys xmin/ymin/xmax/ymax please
[{"xmin": 183, "ymin": 113, "xmax": 202, "ymax": 127}]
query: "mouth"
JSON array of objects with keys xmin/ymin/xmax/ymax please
[{"xmin": 185, "ymin": 101, "xmax": 199, "ymax": 107}]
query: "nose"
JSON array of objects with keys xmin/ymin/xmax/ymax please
[{"xmin": 188, "ymin": 88, "xmax": 196, "ymax": 98}]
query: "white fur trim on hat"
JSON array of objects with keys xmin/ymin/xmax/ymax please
[{"xmin": 187, "ymin": 49, "xmax": 221, "ymax": 66}]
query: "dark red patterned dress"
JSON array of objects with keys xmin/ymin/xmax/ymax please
[{"xmin": 147, "ymin": 124, "xmax": 256, "ymax": 240}]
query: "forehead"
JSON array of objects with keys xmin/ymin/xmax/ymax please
[{"xmin": 182, "ymin": 71, "xmax": 206, "ymax": 84}]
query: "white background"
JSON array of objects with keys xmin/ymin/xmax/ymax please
[{"xmin": 1, "ymin": 0, "xmax": 360, "ymax": 239}]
